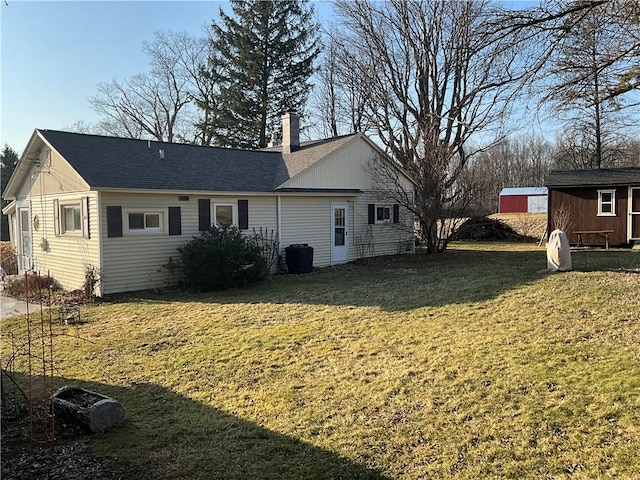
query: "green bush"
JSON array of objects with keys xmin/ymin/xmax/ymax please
[{"xmin": 178, "ymin": 226, "xmax": 267, "ymax": 291}]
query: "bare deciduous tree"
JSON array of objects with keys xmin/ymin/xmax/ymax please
[
  {"xmin": 333, "ymin": 0, "xmax": 542, "ymax": 253},
  {"xmin": 553, "ymin": 131, "xmax": 640, "ymax": 170},
  {"xmin": 593, "ymin": 0, "xmax": 640, "ymax": 102},
  {"xmin": 543, "ymin": 1, "xmax": 639, "ymax": 169},
  {"xmin": 467, "ymin": 135, "xmax": 555, "ymax": 215},
  {"xmin": 90, "ymin": 31, "xmax": 215, "ymax": 144},
  {"xmin": 308, "ymin": 34, "xmax": 371, "ymax": 139},
  {"xmin": 147, "ymin": 31, "xmax": 222, "ymax": 145}
]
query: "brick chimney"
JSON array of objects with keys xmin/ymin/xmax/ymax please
[{"xmin": 282, "ymin": 111, "xmax": 300, "ymax": 154}]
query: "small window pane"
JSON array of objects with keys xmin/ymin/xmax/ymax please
[
  {"xmin": 63, "ymin": 206, "xmax": 80, "ymax": 232},
  {"xmin": 598, "ymin": 190, "xmax": 615, "ymax": 215},
  {"xmin": 129, "ymin": 213, "xmax": 144, "ymax": 229},
  {"xmin": 145, "ymin": 214, "xmax": 160, "ymax": 228},
  {"xmin": 20, "ymin": 210, "xmax": 30, "ymax": 232},
  {"xmin": 74, "ymin": 208, "xmax": 81, "ymax": 229},
  {"xmin": 376, "ymin": 206, "xmax": 390, "ymax": 222},
  {"xmin": 216, "ymin": 205, "xmax": 233, "ymax": 226}
]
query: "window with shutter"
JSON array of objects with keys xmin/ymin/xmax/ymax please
[
  {"xmin": 53, "ymin": 200, "xmax": 60, "ymax": 236},
  {"xmin": 82, "ymin": 197, "xmax": 90, "ymax": 239}
]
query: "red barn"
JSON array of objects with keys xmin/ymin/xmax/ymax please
[{"xmin": 499, "ymin": 187, "xmax": 548, "ymax": 213}]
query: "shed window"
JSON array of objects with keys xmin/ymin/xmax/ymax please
[{"xmin": 597, "ymin": 189, "xmax": 616, "ymax": 216}]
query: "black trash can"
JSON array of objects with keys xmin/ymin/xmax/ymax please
[{"xmin": 285, "ymin": 244, "xmax": 314, "ymax": 274}]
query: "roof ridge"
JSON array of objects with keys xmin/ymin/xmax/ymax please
[{"xmin": 38, "ymin": 129, "xmax": 285, "ymax": 155}]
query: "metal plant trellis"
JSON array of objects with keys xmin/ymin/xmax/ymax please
[{"xmin": 1, "ymin": 271, "xmax": 57, "ymax": 449}]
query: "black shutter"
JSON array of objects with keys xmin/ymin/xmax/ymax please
[
  {"xmin": 198, "ymin": 199, "xmax": 211, "ymax": 231},
  {"xmin": 168, "ymin": 206, "xmax": 181, "ymax": 235},
  {"xmin": 53, "ymin": 200, "xmax": 60, "ymax": 236},
  {"xmin": 106, "ymin": 206, "xmax": 122, "ymax": 238},
  {"xmin": 238, "ymin": 200, "xmax": 249, "ymax": 230},
  {"xmin": 82, "ymin": 197, "xmax": 90, "ymax": 239},
  {"xmin": 368, "ymin": 204, "xmax": 375, "ymax": 224},
  {"xmin": 393, "ymin": 204, "xmax": 400, "ymax": 223}
]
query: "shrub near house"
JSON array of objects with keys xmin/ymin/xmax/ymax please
[
  {"xmin": 0, "ymin": 241, "xmax": 18, "ymax": 276},
  {"xmin": 179, "ymin": 226, "xmax": 266, "ymax": 291}
]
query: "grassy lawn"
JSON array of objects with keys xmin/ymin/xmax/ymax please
[{"xmin": 3, "ymin": 242, "xmax": 640, "ymax": 479}]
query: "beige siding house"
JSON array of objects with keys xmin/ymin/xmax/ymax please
[{"xmin": 3, "ymin": 114, "xmax": 415, "ymax": 295}]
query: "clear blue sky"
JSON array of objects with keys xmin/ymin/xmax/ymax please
[
  {"xmin": 0, "ymin": 1, "xmax": 338, "ymax": 154},
  {"xmin": 0, "ymin": 1, "xmax": 221, "ymax": 153},
  {"xmin": 1, "ymin": 1, "xmax": 570, "ymax": 155}
]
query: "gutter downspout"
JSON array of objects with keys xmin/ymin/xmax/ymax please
[
  {"xmin": 97, "ymin": 191, "xmax": 104, "ymax": 297},
  {"xmin": 277, "ymin": 195, "xmax": 282, "ymax": 253}
]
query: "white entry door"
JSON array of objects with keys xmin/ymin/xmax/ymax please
[
  {"xmin": 630, "ymin": 187, "xmax": 640, "ymax": 241},
  {"xmin": 331, "ymin": 203, "xmax": 348, "ymax": 263},
  {"xmin": 18, "ymin": 208, "xmax": 32, "ymax": 271}
]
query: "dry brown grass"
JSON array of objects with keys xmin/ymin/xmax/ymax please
[
  {"xmin": 490, "ymin": 212, "xmax": 547, "ymax": 239},
  {"xmin": 3, "ymin": 243, "xmax": 640, "ymax": 479}
]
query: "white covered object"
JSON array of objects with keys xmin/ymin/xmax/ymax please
[{"xmin": 547, "ymin": 229, "xmax": 572, "ymax": 272}]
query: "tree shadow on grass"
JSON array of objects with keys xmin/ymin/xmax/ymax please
[
  {"xmin": 2, "ymin": 373, "xmax": 389, "ymax": 480},
  {"xmin": 107, "ymin": 245, "xmax": 640, "ymax": 312},
  {"xmin": 111, "ymin": 247, "xmax": 549, "ymax": 312}
]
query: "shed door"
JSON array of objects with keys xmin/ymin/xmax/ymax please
[
  {"xmin": 331, "ymin": 203, "xmax": 348, "ymax": 264},
  {"xmin": 527, "ymin": 195, "xmax": 548, "ymax": 213},
  {"xmin": 630, "ymin": 187, "xmax": 640, "ymax": 241}
]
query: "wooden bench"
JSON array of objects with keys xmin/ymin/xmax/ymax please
[{"xmin": 574, "ymin": 230, "xmax": 614, "ymax": 249}]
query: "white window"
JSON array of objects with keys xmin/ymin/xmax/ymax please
[
  {"xmin": 376, "ymin": 205, "xmax": 391, "ymax": 223},
  {"xmin": 62, "ymin": 205, "xmax": 82, "ymax": 233},
  {"xmin": 57, "ymin": 200, "xmax": 84, "ymax": 236},
  {"xmin": 597, "ymin": 189, "xmax": 616, "ymax": 216},
  {"xmin": 55, "ymin": 198, "xmax": 89, "ymax": 238},
  {"xmin": 127, "ymin": 211, "xmax": 164, "ymax": 233},
  {"xmin": 214, "ymin": 203, "xmax": 235, "ymax": 227}
]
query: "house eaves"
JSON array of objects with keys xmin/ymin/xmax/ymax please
[
  {"xmin": 275, "ymin": 188, "xmax": 361, "ymax": 195},
  {"xmin": 4, "ymin": 129, "xmax": 90, "ymax": 201},
  {"xmin": 3, "ymin": 130, "xmax": 41, "ymax": 201},
  {"xmin": 92, "ymin": 187, "xmax": 280, "ymax": 197},
  {"xmin": 2, "ymin": 200, "xmax": 16, "ymax": 215}
]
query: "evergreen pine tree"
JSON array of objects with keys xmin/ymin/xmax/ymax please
[
  {"xmin": 207, "ymin": 0, "xmax": 321, "ymax": 148},
  {"xmin": 1, "ymin": 144, "xmax": 19, "ymax": 240}
]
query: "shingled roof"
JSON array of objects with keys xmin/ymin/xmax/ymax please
[
  {"xmin": 546, "ymin": 167, "xmax": 640, "ymax": 188},
  {"xmin": 37, "ymin": 130, "xmax": 359, "ymax": 193}
]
